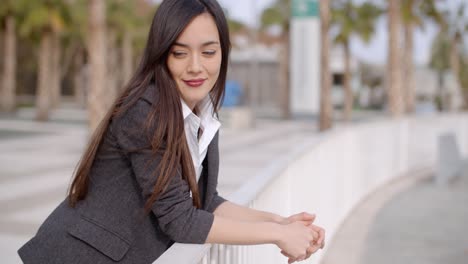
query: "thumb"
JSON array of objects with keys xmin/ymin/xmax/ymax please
[
  {"xmin": 298, "ymin": 220, "xmax": 313, "ymax": 226},
  {"xmin": 289, "ymin": 212, "xmax": 316, "ymax": 222},
  {"xmin": 301, "ymin": 212, "xmax": 316, "ymax": 222}
]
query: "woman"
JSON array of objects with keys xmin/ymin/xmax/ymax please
[{"xmin": 18, "ymin": 0, "xmax": 325, "ymax": 263}]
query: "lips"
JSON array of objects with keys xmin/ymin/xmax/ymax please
[{"xmin": 183, "ymin": 79, "xmax": 206, "ymax": 88}]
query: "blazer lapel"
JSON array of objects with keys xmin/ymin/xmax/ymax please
[{"xmin": 202, "ymin": 131, "xmax": 219, "ymax": 208}]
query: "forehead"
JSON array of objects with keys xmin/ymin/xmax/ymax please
[{"xmin": 175, "ymin": 13, "xmax": 220, "ymax": 46}]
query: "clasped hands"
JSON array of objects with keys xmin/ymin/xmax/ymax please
[{"xmin": 276, "ymin": 212, "xmax": 325, "ymax": 264}]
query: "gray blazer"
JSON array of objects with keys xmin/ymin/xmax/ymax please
[{"xmin": 18, "ymin": 85, "xmax": 226, "ymax": 263}]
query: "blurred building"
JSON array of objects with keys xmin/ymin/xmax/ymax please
[
  {"xmin": 329, "ymin": 46, "xmax": 361, "ymax": 109},
  {"xmin": 227, "ymin": 26, "xmax": 463, "ymax": 117},
  {"xmin": 227, "ymin": 31, "xmax": 362, "ymax": 117}
]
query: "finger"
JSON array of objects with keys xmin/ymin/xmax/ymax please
[
  {"xmin": 307, "ymin": 244, "xmax": 321, "ymax": 255},
  {"xmin": 289, "ymin": 212, "xmax": 316, "ymax": 223},
  {"xmin": 308, "ymin": 239, "xmax": 322, "ymax": 253},
  {"xmin": 281, "ymin": 250, "xmax": 293, "ymax": 259},
  {"xmin": 308, "ymin": 228, "xmax": 319, "ymax": 241},
  {"xmin": 305, "ymin": 249, "xmax": 313, "ymax": 261},
  {"xmin": 299, "ymin": 212, "xmax": 316, "ymax": 222},
  {"xmin": 304, "ymin": 245, "xmax": 320, "ymax": 261},
  {"xmin": 317, "ymin": 227, "xmax": 325, "ymax": 246},
  {"xmin": 298, "ymin": 220, "xmax": 313, "ymax": 227},
  {"xmin": 318, "ymin": 229, "xmax": 325, "ymax": 246},
  {"xmin": 309, "ymin": 225, "xmax": 325, "ymax": 244},
  {"xmin": 295, "ymin": 253, "xmax": 307, "ymax": 262},
  {"xmin": 281, "ymin": 250, "xmax": 298, "ymax": 264}
]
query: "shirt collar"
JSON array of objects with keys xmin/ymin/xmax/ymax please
[
  {"xmin": 181, "ymin": 99, "xmax": 193, "ymax": 120},
  {"xmin": 181, "ymin": 97, "xmax": 221, "ymax": 155},
  {"xmin": 181, "ymin": 96, "xmax": 218, "ymax": 123}
]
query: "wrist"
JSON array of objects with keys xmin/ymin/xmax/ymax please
[
  {"xmin": 268, "ymin": 222, "xmax": 284, "ymax": 246},
  {"xmin": 271, "ymin": 214, "xmax": 286, "ymax": 224}
]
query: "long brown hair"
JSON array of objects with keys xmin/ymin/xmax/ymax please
[{"xmin": 68, "ymin": 0, "xmax": 231, "ymax": 212}]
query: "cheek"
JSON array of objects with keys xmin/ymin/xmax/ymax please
[
  {"xmin": 207, "ymin": 57, "xmax": 222, "ymax": 77},
  {"xmin": 167, "ymin": 59, "xmax": 183, "ymax": 78}
]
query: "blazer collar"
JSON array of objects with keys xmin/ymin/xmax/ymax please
[{"xmin": 140, "ymin": 84, "xmax": 157, "ymax": 105}]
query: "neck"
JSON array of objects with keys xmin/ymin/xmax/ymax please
[{"xmin": 193, "ymin": 106, "xmax": 199, "ymax": 117}]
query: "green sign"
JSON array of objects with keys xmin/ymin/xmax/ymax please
[{"xmin": 292, "ymin": 0, "xmax": 319, "ymax": 18}]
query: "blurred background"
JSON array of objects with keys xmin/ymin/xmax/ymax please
[{"xmin": 0, "ymin": 0, "xmax": 467, "ymax": 263}]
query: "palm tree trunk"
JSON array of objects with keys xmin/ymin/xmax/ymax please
[
  {"xmin": 1, "ymin": 15, "xmax": 17, "ymax": 112},
  {"xmin": 88, "ymin": 0, "xmax": 108, "ymax": 131},
  {"xmin": 463, "ymin": 92, "xmax": 468, "ymax": 110},
  {"xmin": 403, "ymin": 22, "xmax": 415, "ymax": 113},
  {"xmin": 107, "ymin": 29, "xmax": 119, "ymax": 99},
  {"xmin": 36, "ymin": 31, "xmax": 53, "ymax": 121},
  {"xmin": 279, "ymin": 31, "xmax": 290, "ymax": 119},
  {"xmin": 61, "ymin": 42, "xmax": 77, "ymax": 80},
  {"xmin": 73, "ymin": 47, "xmax": 86, "ymax": 108},
  {"xmin": 343, "ymin": 41, "xmax": 353, "ymax": 121},
  {"xmin": 387, "ymin": 0, "xmax": 404, "ymax": 117},
  {"xmin": 122, "ymin": 31, "xmax": 133, "ymax": 88},
  {"xmin": 319, "ymin": 0, "xmax": 333, "ymax": 131},
  {"xmin": 50, "ymin": 32, "xmax": 61, "ymax": 108},
  {"xmin": 450, "ymin": 34, "xmax": 461, "ymax": 98},
  {"xmin": 248, "ymin": 15, "xmax": 260, "ymax": 116}
]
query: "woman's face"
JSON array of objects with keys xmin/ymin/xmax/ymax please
[{"xmin": 167, "ymin": 13, "xmax": 222, "ymax": 110}]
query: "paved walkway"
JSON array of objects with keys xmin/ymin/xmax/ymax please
[{"xmin": 321, "ymin": 166, "xmax": 468, "ymax": 264}]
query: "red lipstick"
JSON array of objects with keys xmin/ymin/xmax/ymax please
[{"xmin": 184, "ymin": 79, "xmax": 206, "ymax": 87}]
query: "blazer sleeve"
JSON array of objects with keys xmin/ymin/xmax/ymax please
[
  {"xmin": 110, "ymin": 99, "xmax": 214, "ymax": 244},
  {"xmin": 206, "ymin": 190, "xmax": 226, "ymax": 213}
]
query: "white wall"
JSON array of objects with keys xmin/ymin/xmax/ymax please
[{"xmin": 243, "ymin": 114, "xmax": 468, "ymax": 264}]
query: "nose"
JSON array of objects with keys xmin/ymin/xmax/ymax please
[{"xmin": 188, "ymin": 54, "xmax": 202, "ymax": 74}]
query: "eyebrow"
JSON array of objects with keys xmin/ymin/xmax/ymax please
[{"xmin": 173, "ymin": 41, "xmax": 220, "ymax": 48}]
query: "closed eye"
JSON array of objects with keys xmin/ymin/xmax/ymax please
[
  {"xmin": 202, "ymin": 50, "xmax": 217, "ymax": 56},
  {"xmin": 171, "ymin": 51, "xmax": 187, "ymax": 58}
]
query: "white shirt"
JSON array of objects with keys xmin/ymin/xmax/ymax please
[{"xmin": 181, "ymin": 97, "xmax": 221, "ymax": 181}]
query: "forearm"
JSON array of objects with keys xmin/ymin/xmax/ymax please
[
  {"xmin": 213, "ymin": 201, "xmax": 285, "ymax": 223},
  {"xmin": 205, "ymin": 215, "xmax": 281, "ymax": 245}
]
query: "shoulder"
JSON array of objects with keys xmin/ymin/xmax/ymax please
[
  {"xmin": 113, "ymin": 84, "xmax": 158, "ymax": 127},
  {"xmin": 109, "ymin": 84, "xmax": 159, "ymax": 147}
]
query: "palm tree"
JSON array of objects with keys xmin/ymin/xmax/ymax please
[
  {"xmin": 19, "ymin": 0, "xmax": 72, "ymax": 121},
  {"xmin": 428, "ymin": 3, "xmax": 468, "ymax": 109},
  {"xmin": 401, "ymin": 0, "xmax": 443, "ymax": 113},
  {"xmin": 443, "ymin": 3, "xmax": 468, "ymax": 103},
  {"xmin": 227, "ymin": 18, "xmax": 247, "ymax": 35},
  {"xmin": 107, "ymin": 0, "xmax": 144, "ymax": 92},
  {"xmin": 331, "ymin": 1, "xmax": 382, "ymax": 121},
  {"xmin": 459, "ymin": 56, "xmax": 468, "ymax": 107},
  {"xmin": 387, "ymin": 0, "xmax": 404, "ymax": 117},
  {"xmin": 88, "ymin": 0, "xmax": 108, "ymax": 131},
  {"xmin": 0, "ymin": 1, "xmax": 21, "ymax": 112},
  {"xmin": 62, "ymin": 0, "xmax": 87, "ymax": 107},
  {"xmin": 429, "ymin": 30, "xmax": 451, "ymax": 105},
  {"xmin": 319, "ymin": 0, "xmax": 333, "ymax": 131},
  {"xmin": 260, "ymin": 0, "xmax": 290, "ymax": 119}
]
